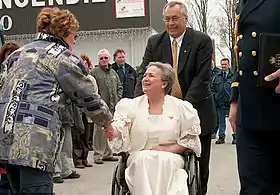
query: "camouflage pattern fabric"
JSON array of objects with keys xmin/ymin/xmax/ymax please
[{"xmin": 0, "ymin": 33, "xmax": 112, "ymax": 172}]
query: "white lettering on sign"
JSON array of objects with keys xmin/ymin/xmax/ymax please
[
  {"xmin": 0, "ymin": 0, "xmax": 106, "ymax": 32},
  {"xmin": 48, "ymin": 0, "xmax": 63, "ymax": 6},
  {"xmin": 66, "ymin": 0, "xmax": 79, "ymax": 5},
  {"xmin": 0, "ymin": 0, "xmax": 106, "ymax": 9},
  {"xmin": 0, "ymin": 15, "xmax": 12, "ymax": 30},
  {"xmin": 0, "ymin": 0, "xmax": 11, "ymax": 9},
  {"xmin": 32, "ymin": 0, "xmax": 45, "ymax": 7},
  {"xmin": 15, "ymin": 0, "xmax": 28, "ymax": 8}
]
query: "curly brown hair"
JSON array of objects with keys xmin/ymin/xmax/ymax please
[
  {"xmin": 36, "ymin": 7, "xmax": 79, "ymax": 38},
  {"xmin": 80, "ymin": 54, "xmax": 93, "ymax": 69},
  {"xmin": 0, "ymin": 40, "xmax": 21, "ymax": 64}
]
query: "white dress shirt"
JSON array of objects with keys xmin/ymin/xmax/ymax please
[{"xmin": 169, "ymin": 31, "xmax": 186, "ymax": 61}]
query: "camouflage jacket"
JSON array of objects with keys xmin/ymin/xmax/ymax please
[{"xmin": 0, "ymin": 33, "xmax": 112, "ymax": 172}]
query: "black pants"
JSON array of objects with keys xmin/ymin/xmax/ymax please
[
  {"xmin": 88, "ymin": 124, "xmax": 94, "ymax": 149},
  {"xmin": 213, "ymin": 107, "xmax": 219, "ymax": 134},
  {"xmin": 0, "ymin": 173, "xmax": 11, "ymax": 195},
  {"xmin": 71, "ymin": 114, "xmax": 93, "ymax": 165},
  {"xmin": 236, "ymin": 126, "xmax": 280, "ymax": 195},
  {"xmin": 199, "ymin": 132, "xmax": 212, "ymax": 195},
  {"xmin": 5, "ymin": 164, "xmax": 53, "ymax": 194}
]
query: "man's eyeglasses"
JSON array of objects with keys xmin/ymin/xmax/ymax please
[
  {"xmin": 163, "ymin": 16, "xmax": 182, "ymax": 23},
  {"xmin": 100, "ymin": 57, "xmax": 108, "ymax": 60}
]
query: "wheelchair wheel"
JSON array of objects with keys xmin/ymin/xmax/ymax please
[
  {"xmin": 187, "ymin": 154, "xmax": 202, "ymax": 195},
  {"xmin": 111, "ymin": 164, "xmax": 120, "ymax": 195}
]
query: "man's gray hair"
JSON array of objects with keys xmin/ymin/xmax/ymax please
[
  {"xmin": 147, "ymin": 62, "xmax": 175, "ymax": 94},
  {"xmin": 163, "ymin": 1, "xmax": 188, "ymax": 20},
  {"xmin": 97, "ymin": 49, "xmax": 110, "ymax": 58}
]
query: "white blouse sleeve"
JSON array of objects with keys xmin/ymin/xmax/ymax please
[
  {"xmin": 177, "ymin": 100, "xmax": 202, "ymax": 157},
  {"xmin": 108, "ymin": 98, "xmax": 135, "ymax": 154}
]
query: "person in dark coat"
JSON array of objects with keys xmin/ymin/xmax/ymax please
[
  {"xmin": 111, "ymin": 48, "xmax": 137, "ymax": 98},
  {"xmin": 211, "ymin": 58, "xmax": 234, "ymax": 144},
  {"xmin": 229, "ymin": 0, "xmax": 280, "ymax": 194}
]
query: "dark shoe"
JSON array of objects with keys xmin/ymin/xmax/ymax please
[
  {"xmin": 63, "ymin": 171, "xmax": 80, "ymax": 179},
  {"xmin": 82, "ymin": 160, "xmax": 93, "ymax": 167},
  {"xmin": 75, "ymin": 161, "xmax": 85, "ymax": 169},
  {"xmin": 232, "ymin": 134, "xmax": 236, "ymax": 144},
  {"xmin": 102, "ymin": 156, "xmax": 119, "ymax": 161},
  {"xmin": 211, "ymin": 133, "xmax": 216, "ymax": 139},
  {"xmin": 215, "ymin": 137, "xmax": 225, "ymax": 144},
  {"xmin": 53, "ymin": 176, "xmax": 64, "ymax": 183},
  {"xmin": 88, "ymin": 146, "xmax": 94, "ymax": 151},
  {"xmin": 94, "ymin": 159, "xmax": 104, "ymax": 164}
]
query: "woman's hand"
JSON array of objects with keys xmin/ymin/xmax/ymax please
[
  {"xmin": 104, "ymin": 124, "xmax": 114, "ymax": 141},
  {"xmin": 151, "ymin": 143, "xmax": 185, "ymax": 153},
  {"xmin": 151, "ymin": 145, "xmax": 168, "ymax": 151}
]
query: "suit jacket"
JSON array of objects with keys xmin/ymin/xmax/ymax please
[
  {"xmin": 233, "ymin": 0, "xmax": 280, "ymax": 131},
  {"xmin": 135, "ymin": 28, "xmax": 216, "ymax": 135}
]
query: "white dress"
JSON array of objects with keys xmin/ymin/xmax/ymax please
[{"xmin": 109, "ymin": 95, "xmax": 201, "ymax": 195}]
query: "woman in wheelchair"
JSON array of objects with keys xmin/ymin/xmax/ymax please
[{"xmin": 107, "ymin": 62, "xmax": 201, "ymax": 195}]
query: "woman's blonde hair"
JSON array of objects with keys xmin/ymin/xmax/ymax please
[{"xmin": 36, "ymin": 7, "xmax": 79, "ymax": 38}]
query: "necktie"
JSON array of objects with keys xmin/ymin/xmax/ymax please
[
  {"xmin": 223, "ymin": 71, "xmax": 227, "ymax": 81},
  {"xmin": 171, "ymin": 39, "xmax": 183, "ymax": 99}
]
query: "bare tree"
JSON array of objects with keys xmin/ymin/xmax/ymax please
[
  {"xmin": 215, "ymin": 0, "xmax": 237, "ymax": 69},
  {"xmin": 185, "ymin": 0, "xmax": 215, "ymax": 35}
]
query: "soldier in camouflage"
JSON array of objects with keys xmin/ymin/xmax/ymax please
[{"xmin": 0, "ymin": 7, "xmax": 113, "ymax": 194}]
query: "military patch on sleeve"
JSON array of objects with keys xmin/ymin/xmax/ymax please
[{"xmin": 46, "ymin": 43, "xmax": 67, "ymax": 58}]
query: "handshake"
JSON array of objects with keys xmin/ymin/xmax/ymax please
[{"xmin": 104, "ymin": 124, "xmax": 114, "ymax": 140}]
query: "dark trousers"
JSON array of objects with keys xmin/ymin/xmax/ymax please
[
  {"xmin": 199, "ymin": 132, "xmax": 212, "ymax": 195},
  {"xmin": 0, "ymin": 173, "xmax": 11, "ymax": 195},
  {"xmin": 213, "ymin": 107, "xmax": 219, "ymax": 134},
  {"xmin": 236, "ymin": 126, "xmax": 280, "ymax": 195},
  {"xmin": 5, "ymin": 165, "xmax": 53, "ymax": 194},
  {"xmin": 88, "ymin": 124, "xmax": 94, "ymax": 149},
  {"xmin": 71, "ymin": 114, "xmax": 93, "ymax": 165}
]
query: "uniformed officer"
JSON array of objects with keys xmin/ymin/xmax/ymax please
[{"xmin": 229, "ymin": 0, "xmax": 280, "ymax": 194}]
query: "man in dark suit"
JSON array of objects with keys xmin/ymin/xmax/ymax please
[
  {"xmin": 134, "ymin": 1, "xmax": 216, "ymax": 194},
  {"xmin": 229, "ymin": 0, "xmax": 280, "ymax": 194}
]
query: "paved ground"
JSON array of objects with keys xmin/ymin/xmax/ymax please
[{"xmin": 54, "ymin": 120, "xmax": 240, "ymax": 195}]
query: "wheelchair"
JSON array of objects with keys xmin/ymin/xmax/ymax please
[{"xmin": 111, "ymin": 149, "xmax": 202, "ymax": 195}]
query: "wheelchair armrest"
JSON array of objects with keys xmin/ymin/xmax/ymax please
[
  {"xmin": 119, "ymin": 152, "xmax": 130, "ymax": 162},
  {"xmin": 182, "ymin": 149, "xmax": 200, "ymax": 161}
]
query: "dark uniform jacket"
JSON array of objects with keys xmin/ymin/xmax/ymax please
[
  {"xmin": 0, "ymin": 33, "xmax": 112, "ymax": 172},
  {"xmin": 232, "ymin": 0, "xmax": 280, "ymax": 131},
  {"xmin": 212, "ymin": 66, "xmax": 221, "ymax": 77},
  {"xmin": 111, "ymin": 62, "xmax": 137, "ymax": 98},
  {"xmin": 211, "ymin": 69, "xmax": 234, "ymax": 109}
]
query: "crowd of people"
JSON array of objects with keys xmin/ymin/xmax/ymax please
[{"xmin": 1, "ymin": 0, "xmax": 280, "ymax": 195}]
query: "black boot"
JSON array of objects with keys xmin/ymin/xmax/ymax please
[
  {"xmin": 75, "ymin": 160, "xmax": 85, "ymax": 169},
  {"xmin": 215, "ymin": 137, "xmax": 225, "ymax": 144},
  {"xmin": 232, "ymin": 134, "xmax": 236, "ymax": 144},
  {"xmin": 82, "ymin": 160, "xmax": 93, "ymax": 167}
]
